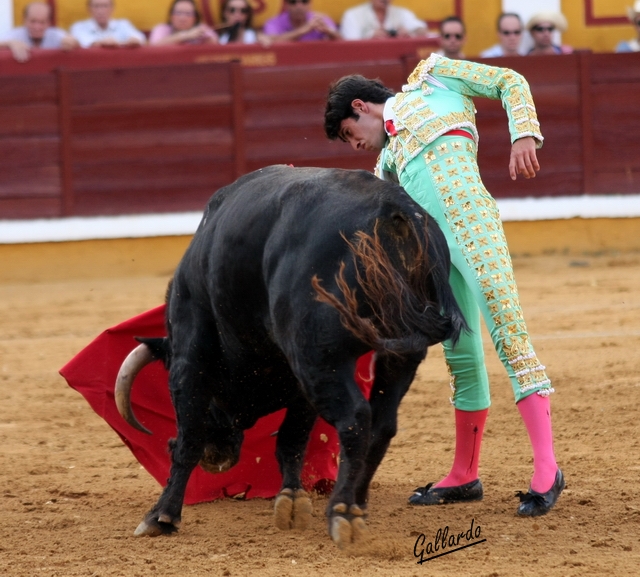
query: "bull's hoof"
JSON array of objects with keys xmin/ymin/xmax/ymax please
[
  {"xmin": 199, "ymin": 443, "xmax": 239, "ymax": 474},
  {"xmin": 274, "ymin": 488, "xmax": 313, "ymax": 530},
  {"xmin": 329, "ymin": 503, "xmax": 369, "ymax": 549},
  {"xmin": 133, "ymin": 513, "xmax": 181, "ymax": 537}
]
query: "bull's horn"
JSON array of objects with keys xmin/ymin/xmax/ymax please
[{"xmin": 114, "ymin": 344, "xmax": 154, "ymax": 435}]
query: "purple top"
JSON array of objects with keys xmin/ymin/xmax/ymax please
[{"xmin": 263, "ymin": 12, "xmax": 337, "ymax": 41}]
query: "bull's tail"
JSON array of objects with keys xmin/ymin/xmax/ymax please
[{"xmin": 312, "ymin": 217, "xmax": 467, "ymax": 356}]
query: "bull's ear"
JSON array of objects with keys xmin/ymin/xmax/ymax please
[
  {"xmin": 377, "ymin": 213, "xmax": 422, "ymax": 272},
  {"xmin": 134, "ymin": 337, "xmax": 170, "ymax": 366},
  {"xmin": 390, "ymin": 213, "xmax": 412, "ymax": 240}
]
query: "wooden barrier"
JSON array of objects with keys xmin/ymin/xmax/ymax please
[
  {"xmin": 59, "ymin": 62, "xmax": 245, "ymax": 216},
  {"xmin": 588, "ymin": 52, "xmax": 640, "ymax": 195},
  {"xmin": 0, "ymin": 73, "xmax": 60, "ymax": 218},
  {"xmin": 0, "ymin": 38, "xmax": 439, "ymax": 75},
  {"xmin": 242, "ymin": 60, "xmax": 406, "ymax": 173},
  {"xmin": 0, "ymin": 45, "xmax": 639, "ymax": 220}
]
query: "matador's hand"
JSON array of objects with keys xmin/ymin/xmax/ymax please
[{"xmin": 509, "ymin": 137, "xmax": 540, "ymax": 181}]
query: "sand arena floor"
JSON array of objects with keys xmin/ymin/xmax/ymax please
[{"xmin": 0, "ymin": 242, "xmax": 639, "ymax": 576}]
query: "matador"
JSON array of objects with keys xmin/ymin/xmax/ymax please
[{"xmin": 324, "ymin": 53, "xmax": 565, "ymax": 516}]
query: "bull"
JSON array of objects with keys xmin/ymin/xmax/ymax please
[{"xmin": 115, "ymin": 165, "xmax": 466, "ymax": 548}]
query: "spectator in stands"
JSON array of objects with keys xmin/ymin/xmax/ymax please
[
  {"xmin": 263, "ymin": 0, "xmax": 340, "ymax": 42},
  {"xmin": 340, "ymin": 0, "xmax": 427, "ymax": 40},
  {"xmin": 70, "ymin": 0, "xmax": 146, "ymax": 48},
  {"xmin": 218, "ymin": 0, "xmax": 268, "ymax": 45},
  {"xmin": 0, "ymin": 2, "xmax": 77, "ymax": 63},
  {"xmin": 436, "ymin": 16, "xmax": 465, "ymax": 59},
  {"xmin": 526, "ymin": 11, "xmax": 572, "ymax": 55},
  {"xmin": 149, "ymin": 0, "xmax": 217, "ymax": 45},
  {"xmin": 480, "ymin": 12, "xmax": 525, "ymax": 58},
  {"xmin": 616, "ymin": 1, "xmax": 640, "ymax": 52}
]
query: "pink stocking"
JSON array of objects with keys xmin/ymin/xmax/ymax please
[
  {"xmin": 435, "ymin": 408, "xmax": 488, "ymax": 488},
  {"xmin": 517, "ymin": 392, "xmax": 558, "ymax": 492}
]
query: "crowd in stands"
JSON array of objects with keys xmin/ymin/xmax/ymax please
[
  {"xmin": 434, "ymin": 16, "xmax": 465, "ymax": 59},
  {"xmin": 617, "ymin": 1, "xmax": 640, "ymax": 52},
  {"xmin": 2, "ymin": 0, "xmax": 639, "ymax": 63}
]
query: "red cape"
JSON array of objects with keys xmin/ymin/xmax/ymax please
[{"xmin": 60, "ymin": 305, "xmax": 375, "ymax": 504}]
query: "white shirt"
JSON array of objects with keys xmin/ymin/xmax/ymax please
[
  {"xmin": 1, "ymin": 26, "xmax": 68, "ymax": 48},
  {"xmin": 218, "ymin": 29, "xmax": 257, "ymax": 45},
  {"xmin": 377, "ymin": 97, "xmax": 399, "ymax": 182},
  {"xmin": 70, "ymin": 18, "xmax": 146, "ymax": 48},
  {"xmin": 340, "ymin": 2, "xmax": 426, "ymax": 40},
  {"xmin": 480, "ymin": 43, "xmax": 527, "ymax": 58}
]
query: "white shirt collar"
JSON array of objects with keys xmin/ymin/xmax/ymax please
[
  {"xmin": 383, "ymin": 96, "xmax": 399, "ymax": 136},
  {"xmin": 383, "ymin": 96, "xmax": 396, "ymax": 122}
]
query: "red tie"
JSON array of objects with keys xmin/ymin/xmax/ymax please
[{"xmin": 384, "ymin": 119, "xmax": 398, "ymax": 136}]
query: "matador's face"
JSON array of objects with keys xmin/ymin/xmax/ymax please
[{"xmin": 338, "ymin": 101, "xmax": 387, "ymax": 153}]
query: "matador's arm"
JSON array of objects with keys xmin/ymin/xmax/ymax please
[{"xmin": 405, "ymin": 54, "xmax": 544, "ymax": 148}]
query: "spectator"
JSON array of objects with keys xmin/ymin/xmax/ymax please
[
  {"xmin": 616, "ymin": 1, "xmax": 640, "ymax": 52},
  {"xmin": 218, "ymin": 0, "xmax": 268, "ymax": 45},
  {"xmin": 480, "ymin": 12, "xmax": 525, "ymax": 58},
  {"xmin": 149, "ymin": 0, "xmax": 217, "ymax": 45},
  {"xmin": 526, "ymin": 11, "xmax": 572, "ymax": 55},
  {"xmin": 340, "ymin": 0, "xmax": 427, "ymax": 40},
  {"xmin": 0, "ymin": 2, "xmax": 77, "ymax": 63},
  {"xmin": 436, "ymin": 16, "xmax": 465, "ymax": 59},
  {"xmin": 70, "ymin": 0, "xmax": 146, "ymax": 48},
  {"xmin": 263, "ymin": 0, "xmax": 340, "ymax": 42}
]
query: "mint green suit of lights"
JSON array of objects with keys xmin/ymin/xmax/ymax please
[{"xmin": 376, "ymin": 54, "xmax": 553, "ymax": 410}]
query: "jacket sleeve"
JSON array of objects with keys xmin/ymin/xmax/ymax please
[
  {"xmin": 408, "ymin": 54, "xmax": 544, "ymax": 147},
  {"xmin": 374, "ymin": 148, "xmax": 399, "ymax": 182}
]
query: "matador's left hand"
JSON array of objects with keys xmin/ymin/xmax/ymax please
[{"xmin": 509, "ymin": 137, "xmax": 540, "ymax": 181}]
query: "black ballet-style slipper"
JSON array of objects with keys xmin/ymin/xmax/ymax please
[
  {"xmin": 408, "ymin": 479, "xmax": 483, "ymax": 505},
  {"xmin": 516, "ymin": 469, "xmax": 565, "ymax": 517}
]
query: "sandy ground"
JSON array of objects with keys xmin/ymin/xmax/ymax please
[{"xmin": 1, "ymin": 248, "xmax": 639, "ymax": 577}]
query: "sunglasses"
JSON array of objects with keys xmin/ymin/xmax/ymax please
[
  {"xmin": 532, "ymin": 25, "xmax": 555, "ymax": 33},
  {"xmin": 499, "ymin": 29, "xmax": 521, "ymax": 36},
  {"xmin": 286, "ymin": 0, "xmax": 309, "ymax": 4},
  {"xmin": 443, "ymin": 33, "xmax": 463, "ymax": 40},
  {"xmin": 226, "ymin": 6, "xmax": 249, "ymax": 13}
]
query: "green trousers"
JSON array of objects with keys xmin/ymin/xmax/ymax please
[{"xmin": 397, "ymin": 134, "xmax": 553, "ymax": 410}]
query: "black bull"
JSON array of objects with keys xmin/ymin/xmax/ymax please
[{"xmin": 115, "ymin": 165, "xmax": 467, "ymax": 548}]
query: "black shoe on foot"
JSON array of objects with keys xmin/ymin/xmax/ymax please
[
  {"xmin": 516, "ymin": 469, "xmax": 565, "ymax": 517},
  {"xmin": 408, "ymin": 479, "xmax": 483, "ymax": 506}
]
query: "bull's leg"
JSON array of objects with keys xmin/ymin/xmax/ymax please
[
  {"xmin": 328, "ymin": 388, "xmax": 372, "ymax": 548},
  {"xmin": 273, "ymin": 397, "xmax": 316, "ymax": 531},
  {"xmin": 135, "ymin": 341, "xmax": 219, "ymax": 536},
  {"xmin": 305, "ymin": 366, "xmax": 373, "ymax": 548},
  {"xmin": 353, "ymin": 352, "xmax": 424, "ymax": 506}
]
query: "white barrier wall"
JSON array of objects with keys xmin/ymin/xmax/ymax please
[{"xmin": 2, "ymin": 195, "xmax": 640, "ymax": 244}]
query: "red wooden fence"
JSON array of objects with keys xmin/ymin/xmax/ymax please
[{"xmin": 0, "ymin": 44, "xmax": 638, "ymax": 220}]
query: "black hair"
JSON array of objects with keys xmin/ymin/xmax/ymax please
[
  {"xmin": 497, "ymin": 12, "xmax": 522, "ymax": 31},
  {"xmin": 324, "ymin": 75, "xmax": 394, "ymax": 140},
  {"xmin": 439, "ymin": 16, "xmax": 465, "ymax": 34},
  {"xmin": 221, "ymin": 0, "xmax": 254, "ymax": 42}
]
